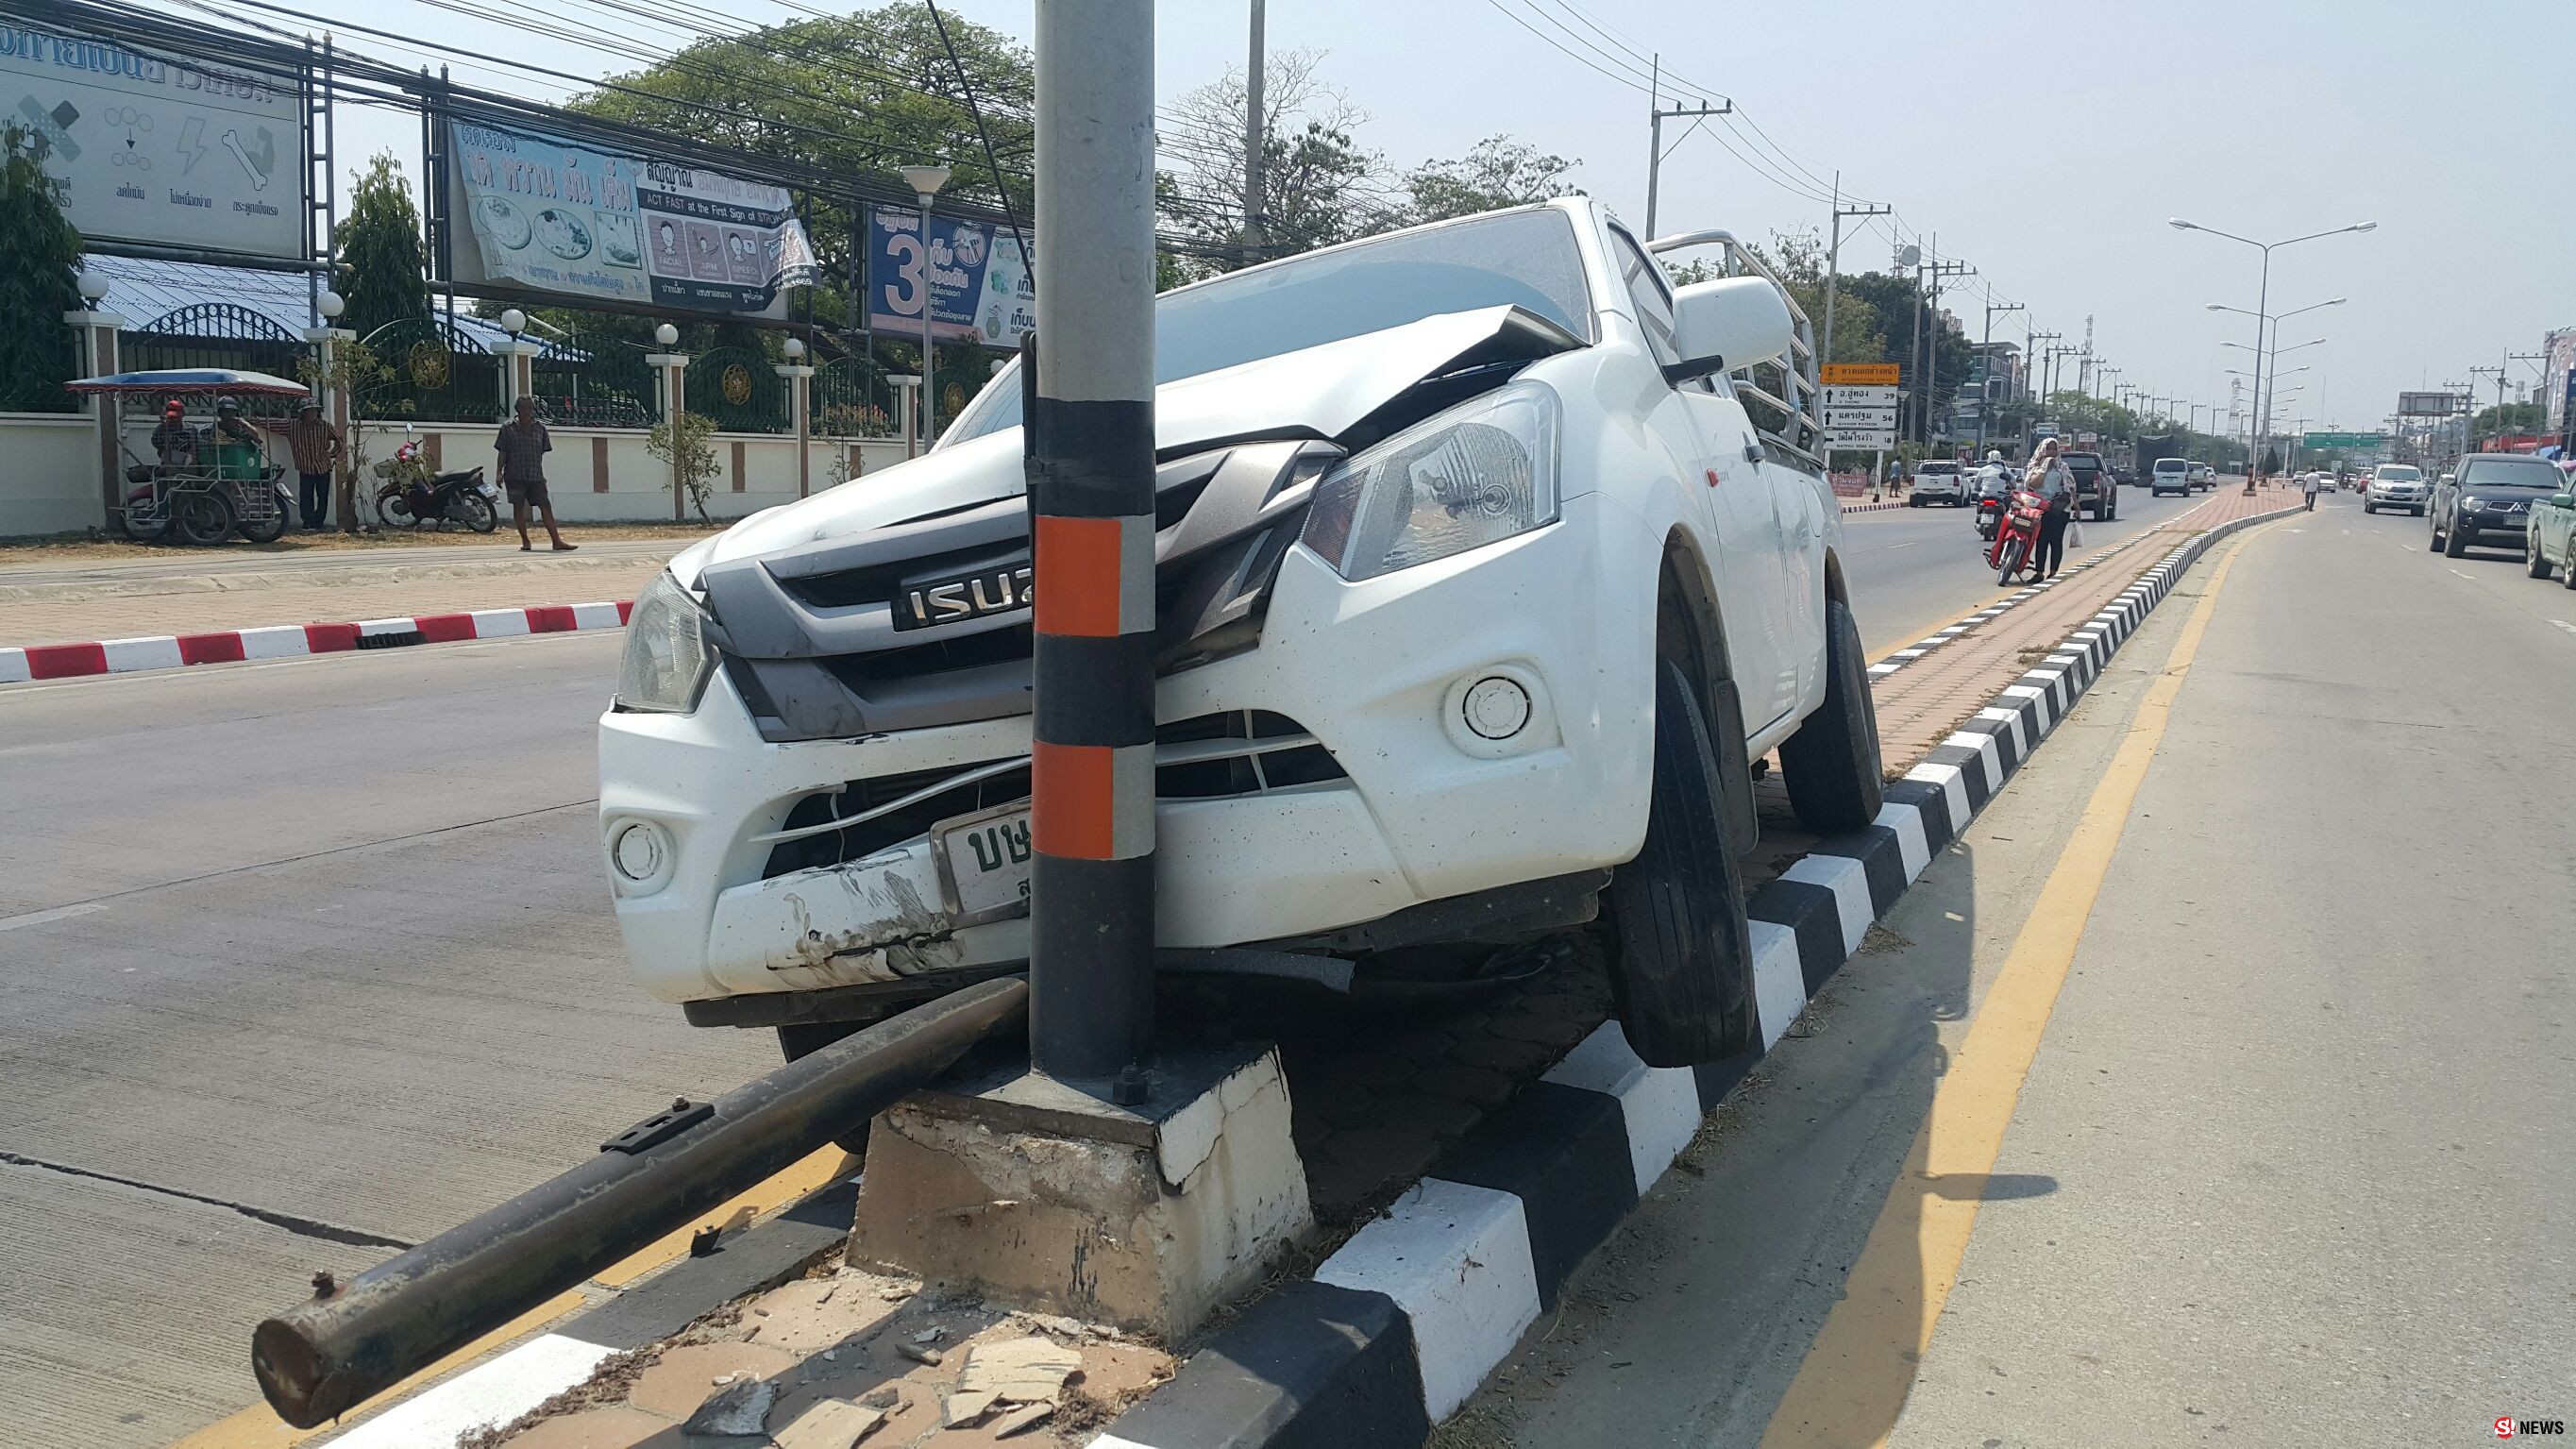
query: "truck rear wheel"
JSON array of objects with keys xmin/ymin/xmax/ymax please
[
  {"xmin": 1780, "ymin": 598, "xmax": 1884, "ymax": 834},
  {"xmin": 1605, "ymin": 654, "xmax": 1758, "ymax": 1068}
]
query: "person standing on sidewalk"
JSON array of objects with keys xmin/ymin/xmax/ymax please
[
  {"xmin": 2026, "ymin": 437, "xmax": 2075, "ymax": 579},
  {"xmin": 495, "ymin": 397, "xmax": 575, "ymax": 552},
  {"xmin": 267, "ymin": 400, "xmax": 345, "ymax": 531}
]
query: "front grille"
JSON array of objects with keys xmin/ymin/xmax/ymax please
[{"xmin": 760, "ymin": 709, "xmax": 1348, "ymax": 880}]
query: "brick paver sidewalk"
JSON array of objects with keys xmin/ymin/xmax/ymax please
[{"xmin": 0, "ymin": 554, "xmax": 672, "ymax": 649}]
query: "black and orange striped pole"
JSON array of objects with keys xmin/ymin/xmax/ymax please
[{"xmin": 1026, "ymin": 0, "xmax": 1157, "ymax": 1083}]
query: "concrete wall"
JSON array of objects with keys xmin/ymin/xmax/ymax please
[
  {"xmin": 0, "ymin": 413, "xmax": 917, "ymax": 538},
  {"xmin": 0, "ymin": 413, "xmax": 107, "ymax": 539}
]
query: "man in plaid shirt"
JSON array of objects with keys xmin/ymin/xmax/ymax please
[
  {"xmin": 495, "ymin": 396, "xmax": 574, "ymax": 551},
  {"xmin": 266, "ymin": 401, "xmax": 344, "ymax": 530}
]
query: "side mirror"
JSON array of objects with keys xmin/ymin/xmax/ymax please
[
  {"xmin": 1666, "ymin": 276, "xmax": 1792, "ymax": 384},
  {"xmin": 2553, "ymin": 493, "xmax": 2574, "ymax": 510}
]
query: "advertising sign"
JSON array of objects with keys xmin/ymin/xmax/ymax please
[
  {"xmin": 2302, "ymin": 431, "xmax": 2386, "ymax": 448},
  {"xmin": 2546, "ymin": 328, "xmax": 2576, "ymax": 434},
  {"xmin": 2398, "ymin": 391, "xmax": 2467, "ymax": 417},
  {"xmin": 1821, "ymin": 362, "xmax": 1901, "ymax": 386},
  {"xmin": 447, "ymin": 120, "xmax": 819, "ymax": 318},
  {"xmin": 0, "ymin": 29, "xmax": 306, "ymax": 260},
  {"xmin": 867, "ymin": 206, "xmax": 1033, "ymax": 349}
]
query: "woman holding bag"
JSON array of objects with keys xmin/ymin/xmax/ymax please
[{"xmin": 2025, "ymin": 438, "xmax": 2076, "ymax": 580}]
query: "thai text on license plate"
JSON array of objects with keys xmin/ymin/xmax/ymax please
[{"xmin": 934, "ymin": 804, "xmax": 1032, "ymax": 923}]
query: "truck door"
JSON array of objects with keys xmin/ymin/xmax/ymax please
[{"xmin": 1605, "ymin": 225, "xmax": 1799, "ymax": 734}]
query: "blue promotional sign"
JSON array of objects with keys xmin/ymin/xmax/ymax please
[{"xmin": 867, "ymin": 206, "xmax": 1032, "ymax": 348}]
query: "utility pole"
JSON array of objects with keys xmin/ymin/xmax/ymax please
[
  {"xmin": 1027, "ymin": 0, "xmax": 1158, "ymax": 1083},
  {"xmin": 1819, "ymin": 175, "xmax": 1888, "ymax": 368},
  {"xmin": 2078, "ymin": 315, "xmax": 2096, "ymax": 395},
  {"xmin": 1642, "ymin": 57, "xmax": 1729, "ymax": 239},
  {"xmin": 1912, "ymin": 239, "xmax": 1972, "ymax": 451},
  {"xmin": 1239, "ymin": 0, "xmax": 1264, "ymax": 266},
  {"xmin": 1978, "ymin": 297, "xmax": 2022, "ymax": 454}
]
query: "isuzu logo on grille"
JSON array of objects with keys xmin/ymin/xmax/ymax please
[{"xmin": 894, "ymin": 563, "xmax": 1035, "ymax": 631}]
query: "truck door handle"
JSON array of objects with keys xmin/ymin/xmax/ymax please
[{"xmin": 1743, "ymin": 441, "xmax": 1764, "ymax": 464}]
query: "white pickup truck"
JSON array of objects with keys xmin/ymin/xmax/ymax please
[{"xmin": 599, "ymin": 198, "xmax": 1882, "ymax": 1069}]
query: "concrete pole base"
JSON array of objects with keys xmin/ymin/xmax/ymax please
[{"xmin": 848, "ymin": 1043, "xmax": 1313, "ymax": 1340}]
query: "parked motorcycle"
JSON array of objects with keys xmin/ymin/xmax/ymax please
[
  {"xmin": 372, "ymin": 434, "xmax": 500, "ymax": 532},
  {"xmin": 1987, "ymin": 486, "xmax": 2051, "ymax": 584}
]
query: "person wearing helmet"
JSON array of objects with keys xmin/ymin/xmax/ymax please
[
  {"xmin": 210, "ymin": 396, "xmax": 261, "ymax": 446},
  {"xmin": 150, "ymin": 398, "xmax": 196, "ymax": 468}
]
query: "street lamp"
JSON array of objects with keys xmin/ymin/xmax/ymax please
[
  {"xmin": 2174, "ymin": 215, "xmax": 2372, "ymax": 479},
  {"xmin": 898, "ymin": 163, "xmax": 952, "ymax": 448}
]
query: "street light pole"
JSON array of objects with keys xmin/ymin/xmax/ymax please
[
  {"xmin": 1978, "ymin": 297, "xmax": 2023, "ymax": 454},
  {"xmin": 899, "ymin": 164, "xmax": 953, "ymax": 449},
  {"xmin": 1819, "ymin": 177, "xmax": 1889, "ymax": 369},
  {"xmin": 2170, "ymin": 216, "xmax": 2374, "ymax": 479}
]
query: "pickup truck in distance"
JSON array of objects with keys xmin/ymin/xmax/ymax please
[
  {"xmin": 598, "ymin": 199, "xmax": 1884, "ymax": 1070},
  {"xmin": 2060, "ymin": 451, "xmax": 2119, "ymax": 520}
]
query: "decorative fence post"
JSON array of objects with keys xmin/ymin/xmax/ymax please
[
  {"xmin": 65, "ymin": 294, "xmax": 124, "ymax": 530},
  {"xmin": 304, "ymin": 305, "xmax": 357, "ymax": 531},
  {"xmin": 892, "ymin": 374, "xmax": 922, "ymax": 460},
  {"xmin": 777, "ymin": 339, "xmax": 815, "ymax": 498}
]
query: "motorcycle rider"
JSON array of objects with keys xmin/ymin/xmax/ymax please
[{"xmin": 1972, "ymin": 449, "xmax": 2012, "ymax": 539}]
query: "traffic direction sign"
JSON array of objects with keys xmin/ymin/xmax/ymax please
[
  {"xmin": 1821, "ymin": 362, "xmax": 1901, "ymax": 385},
  {"xmin": 1824, "ymin": 406, "xmax": 1900, "ymax": 431},
  {"xmin": 1827, "ymin": 429, "xmax": 1898, "ymax": 450},
  {"xmin": 1825, "ymin": 384, "xmax": 1900, "ymax": 408},
  {"xmin": 2303, "ymin": 430, "xmax": 2387, "ymax": 448}
]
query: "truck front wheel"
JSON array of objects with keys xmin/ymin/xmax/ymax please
[
  {"xmin": 1780, "ymin": 598, "xmax": 1885, "ymax": 834},
  {"xmin": 1605, "ymin": 655, "xmax": 1759, "ymax": 1068}
]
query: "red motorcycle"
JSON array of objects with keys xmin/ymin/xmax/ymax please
[{"xmin": 1987, "ymin": 486, "xmax": 2051, "ymax": 584}]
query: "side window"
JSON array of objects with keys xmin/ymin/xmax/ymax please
[{"xmin": 1606, "ymin": 227, "xmax": 1680, "ymax": 367}]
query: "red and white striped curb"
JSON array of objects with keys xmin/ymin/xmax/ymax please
[{"xmin": 0, "ymin": 600, "xmax": 632, "ymax": 684}]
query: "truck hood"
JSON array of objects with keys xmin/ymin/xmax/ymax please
[{"xmin": 668, "ymin": 304, "xmax": 1581, "ymax": 589}]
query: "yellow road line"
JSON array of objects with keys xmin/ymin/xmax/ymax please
[
  {"xmin": 167, "ymin": 1144, "xmax": 853, "ymax": 1448},
  {"xmin": 1759, "ymin": 525, "xmax": 2268, "ymax": 1449}
]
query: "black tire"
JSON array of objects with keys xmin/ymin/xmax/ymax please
[
  {"xmin": 2364, "ymin": 502, "xmax": 2376, "ymax": 514},
  {"xmin": 1997, "ymin": 535, "xmax": 2028, "ymax": 584},
  {"xmin": 454, "ymin": 491, "xmax": 498, "ymax": 533},
  {"xmin": 117, "ymin": 498, "xmax": 171, "ymax": 543},
  {"xmin": 2427, "ymin": 520, "xmax": 2444, "ymax": 551},
  {"xmin": 777, "ymin": 1022, "xmax": 879, "ymax": 1154},
  {"xmin": 2562, "ymin": 544, "xmax": 2576, "ymax": 591},
  {"xmin": 2412, "ymin": 507, "xmax": 2424, "ymax": 517},
  {"xmin": 237, "ymin": 492, "xmax": 290, "ymax": 544},
  {"xmin": 377, "ymin": 486, "xmax": 418, "ymax": 529},
  {"xmin": 171, "ymin": 489, "xmax": 236, "ymax": 547},
  {"xmin": 1605, "ymin": 655, "xmax": 1758, "ymax": 1068},
  {"xmin": 1780, "ymin": 598, "xmax": 1883, "ymax": 834},
  {"xmin": 2527, "ymin": 530, "xmax": 2552, "ymax": 579},
  {"xmin": 2444, "ymin": 523, "xmax": 2468, "ymax": 558}
]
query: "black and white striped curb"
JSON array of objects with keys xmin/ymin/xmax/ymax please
[
  {"xmin": 1087, "ymin": 504, "xmax": 2298, "ymax": 1449},
  {"xmin": 1865, "ymin": 494, "xmax": 2231, "ymax": 681}
]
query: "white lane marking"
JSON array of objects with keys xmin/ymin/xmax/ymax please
[
  {"xmin": 2552, "ymin": 620, "xmax": 2576, "ymax": 637},
  {"xmin": 0, "ymin": 901, "xmax": 105, "ymax": 933},
  {"xmin": 2450, "ymin": 569, "xmax": 2473, "ymax": 580},
  {"xmin": 1880, "ymin": 540, "xmax": 1921, "ymax": 550}
]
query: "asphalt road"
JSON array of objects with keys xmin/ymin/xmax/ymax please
[
  {"xmin": 1840, "ymin": 483, "xmax": 2211, "ymax": 656},
  {"xmin": 0, "ymin": 535, "xmax": 687, "ymax": 590},
  {"xmin": 0, "ymin": 632, "xmax": 774, "ymax": 1448},
  {"xmin": 1438, "ymin": 494, "xmax": 2576, "ymax": 1446},
  {"xmin": 0, "ymin": 483, "xmax": 2248, "ymax": 1447}
]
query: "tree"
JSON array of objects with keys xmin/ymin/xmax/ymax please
[
  {"xmin": 295, "ymin": 338, "xmax": 401, "ymax": 534},
  {"xmin": 1156, "ymin": 48, "xmax": 1391, "ymax": 275},
  {"xmin": 648, "ymin": 410, "xmax": 722, "ymax": 521},
  {"xmin": 1399, "ymin": 136, "xmax": 1575, "ymax": 225},
  {"xmin": 2472, "ymin": 400, "xmax": 2544, "ymax": 439},
  {"xmin": 338, "ymin": 153, "xmax": 430, "ymax": 341},
  {"xmin": 0, "ymin": 126, "xmax": 83, "ymax": 412}
]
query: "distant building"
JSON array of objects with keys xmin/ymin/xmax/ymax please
[{"xmin": 2545, "ymin": 327, "xmax": 2576, "ymax": 439}]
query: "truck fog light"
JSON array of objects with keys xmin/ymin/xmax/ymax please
[
  {"xmin": 1462, "ymin": 675, "xmax": 1533, "ymax": 739},
  {"xmin": 1441, "ymin": 663, "xmax": 1555, "ymax": 759},
  {"xmin": 608, "ymin": 818, "xmax": 674, "ymax": 893}
]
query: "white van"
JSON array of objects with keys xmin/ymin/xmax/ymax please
[{"xmin": 2149, "ymin": 457, "xmax": 2193, "ymax": 497}]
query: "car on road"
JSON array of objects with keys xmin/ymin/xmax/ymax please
[
  {"xmin": 598, "ymin": 198, "xmax": 1884, "ymax": 1070},
  {"xmin": 2364, "ymin": 463, "xmax": 2429, "ymax": 515},
  {"xmin": 2431, "ymin": 453, "xmax": 2565, "ymax": 557},
  {"xmin": 2521, "ymin": 474, "xmax": 2576, "ymax": 586},
  {"xmin": 2188, "ymin": 462, "xmax": 2215, "ymax": 490},
  {"xmin": 1909, "ymin": 459, "xmax": 1969, "ymax": 506},
  {"xmin": 2148, "ymin": 457, "xmax": 2193, "ymax": 497},
  {"xmin": 2061, "ymin": 450, "xmax": 2118, "ymax": 520}
]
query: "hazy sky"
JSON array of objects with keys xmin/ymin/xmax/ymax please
[{"xmin": 317, "ymin": 0, "xmax": 2576, "ymax": 430}]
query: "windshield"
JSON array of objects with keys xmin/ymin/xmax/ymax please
[
  {"xmin": 2459, "ymin": 458, "xmax": 2563, "ymax": 489},
  {"xmin": 946, "ymin": 208, "xmax": 1596, "ymax": 443},
  {"xmin": 2155, "ymin": 460, "xmax": 2188, "ymax": 473},
  {"xmin": 1919, "ymin": 463, "xmax": 1960, "ymax": 474},
  {"xmin": 2063, "ymin": 454, "xmax": 2102, "ymax": 469},
  {"xmin": 2376, "ymin": 465, "xmax": 2422, "ymax": 480}
]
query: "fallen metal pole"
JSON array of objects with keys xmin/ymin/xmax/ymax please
[{"xmin": 252, "ymin": 977, "xmax": 1028, "ymax": 1428}]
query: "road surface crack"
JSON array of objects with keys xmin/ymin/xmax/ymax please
[{"xmin": 0, "ymin": 1150, "xmax": 415, "ymax": 1250}]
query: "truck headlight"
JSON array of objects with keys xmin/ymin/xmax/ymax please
[
  {"xmin": 615, "ymin": 572, "xmax": 716, "ymax": 715},
  {"xmin": 1301, "ymin": 381, "xmax": 1560, "ymax": 582}
]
